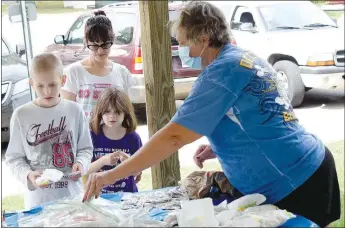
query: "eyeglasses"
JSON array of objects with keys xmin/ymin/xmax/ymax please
[{"xmin": 87, "ymin": 42, "xmax": 113, "ymax": 51}]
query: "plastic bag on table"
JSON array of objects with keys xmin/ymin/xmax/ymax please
[
  {"xmin": 118, "ymin": 218, "xmax": 169, "ymax": 227},
  {"xmin": 222, "ymin": 215, "xmax": 261, "ymax": 227},
  {"xmin": 216, "ymin": 209, "xmax": 242, "ymax": 226},
  {"xmin": 43, "ymin": 206, "xmax": 119, "ymax": 227},
  {"xmin": 117, "ymin": 207, "xmax": 169, "ymax": 227},
  {"xmin": 227, "ymin": 193, "xmax": 266, "ymax": 212},
  {"xmin": 164, "ymin": 212, "xmax": 179, "ymax": 227},
  {"xmin": 214, "ymin": 200, "xmax": 228, "ymax": 213},
  {"xmin": 243, "ymin": 204, "xmax": 279, "ymax": 214},
  {"xmin": 221, "ymin": 209, "xmax": 295, "ymax": 227},
  {"xmin": 247, "ymin": 209, "xmax": 295, "ymax": 227},
  {"xmin": 19, "ymin": 193, "xmax": 125, "ymax": 227},
  {"xmin": 18, "ymin": 211, "xmax": 47, "ymax": 227}
]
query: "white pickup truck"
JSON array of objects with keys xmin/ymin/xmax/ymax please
[{"xmin": 211, "ymin": 1, "xmax": 344, "ymax": 106}]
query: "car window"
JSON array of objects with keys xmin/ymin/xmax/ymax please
[
  {"xmin": 230, "ymin": 6, "xmax": 256, "ymax": 30},
  {"xmin": 259, "ymin": 1, "xmax": 336, "ymax": 31},
  {"xmin": 112, "ymin": 13, "xmax": 136, "ymax": 45},
  {"xmin": 169, "ymin": 10, "xmax": 180, "ymax": 21},
  {"xmin": 169, "ymin": 10, "xmax": 181, "ymax": 45},
  {"xmin": 67, "ymin": 16, "xmax": 90, "ymax": 44},
  {"xmin": 2, "ymin": 40, "xmax": 10, "ymax": 56}
]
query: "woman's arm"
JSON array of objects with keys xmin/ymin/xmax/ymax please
[{"xmin": 105, "ymin": 122, "xmax": 202, "ymax": 183}]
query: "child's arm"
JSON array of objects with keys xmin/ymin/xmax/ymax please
[
  {"xmin": 75, "ymin": 108, "xmax": 94, "ymax": 174},
  {"xmin": 5, "ymin": 113, "xmax": 34, "ymax": 190},
  {"xmin": 86, "ymin": 152, "xmax": 123, "ymax": 175},
  {"xmin": 82, "ymin": 152, "xmax": 121, "ymax": 189},
  {"xmin": 85, "ymin": 156, "xmax": 107, "ymax": 175}
]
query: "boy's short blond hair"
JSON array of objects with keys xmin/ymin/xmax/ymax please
[{"xmin": 30, "ymin": 53, "xmax": 64, "ymax": 77}]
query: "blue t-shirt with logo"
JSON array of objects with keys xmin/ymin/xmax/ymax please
[
  {"xmin": 172, "ymin": 44, "xmax": 325, "ymax": 204},
  {"xmin": 91, "ymin": 130, "xmax": 142, "ymax": 193}
]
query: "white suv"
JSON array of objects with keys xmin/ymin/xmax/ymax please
[{"xmin": 211, "ymin": 1, "xmax": 344, "ymax": 106}]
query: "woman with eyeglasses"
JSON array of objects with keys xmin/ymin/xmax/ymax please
[{"xmin": 61, "ymin": 10, "xmax": 135, "ymax": 120}]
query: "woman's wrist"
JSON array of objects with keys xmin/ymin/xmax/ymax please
[{"xmin": 103, "ymin": 169, "xmax": 118, "ymax": 185}]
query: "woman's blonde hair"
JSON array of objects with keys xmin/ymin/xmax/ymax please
[
  {"xmin": 90, "ymin": 87, "xmax": 137, "ymax": 134},
  {"xmin": 170, "ymin": 1, "xmax": 233, "ymax": 47}
]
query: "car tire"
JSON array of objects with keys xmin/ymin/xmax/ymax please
[{"xmin": 273, "ymin": 60, "xmax": 305, "ymax": 107}]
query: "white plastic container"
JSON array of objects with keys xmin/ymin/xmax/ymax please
[{"xmin": 178, "ymin": 198, "xmax": 219, "ymax": 227}]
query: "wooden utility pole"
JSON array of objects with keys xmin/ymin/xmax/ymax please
[{"xmin": 138, "ymin": 1, "xmax": 181, "ymax": 189}]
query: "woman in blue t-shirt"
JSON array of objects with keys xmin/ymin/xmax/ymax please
[
  {"xmin": 83, "ymin": 2, "xmax": 340, "ymax": 227},
  {"xmin": 84, "ymin": 87, "xmax": 142, "ymax": 193}
]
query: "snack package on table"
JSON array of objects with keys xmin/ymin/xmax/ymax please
[
  {"xmin": 35, "ymin": 169, "xmax": 64, "ymax": 186},
  {"xmin": 214, "ymin": 194, "xmax": 295, "ymax": 227}
]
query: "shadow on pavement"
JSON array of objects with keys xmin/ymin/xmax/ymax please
[{"xmin": 299, "ymin": 89, "xmax": 344, "ymax": 110}]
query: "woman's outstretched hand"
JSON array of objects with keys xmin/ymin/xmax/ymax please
[{"xmin": 82, "ymin": 171, "xmax": 112, "ymax": 202}]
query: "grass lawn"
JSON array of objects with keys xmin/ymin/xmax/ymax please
[
  {"xmin": 326, "ymin": 11, "xmax": 344, "ymax": 20},
  {"xmin": 1, "ymin": 1, "xmax": 87, "ymax": 15},
  {"xmin": 2, "ymin": 140, "xmax": 344, "ymax": 227}
]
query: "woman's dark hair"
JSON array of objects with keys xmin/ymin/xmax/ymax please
[{"xmin": 84, "ymin": 10, "xmax": 115, "ymax": 43}]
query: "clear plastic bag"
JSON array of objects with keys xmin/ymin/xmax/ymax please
[
  {"xmin": 18, "ymin": 194, "xmax": 124, "ymax": 227},
  {"xmin": 246, "ymin": 209, "xmax": 296, "ymax": 227},
  {"xmin": 243, "ymin": 204, "xmax": 279, "ymax": 214},
  {"xmin": 214, "ymin": 200, "xmax": 228, "ymax": 213},
  {"xmin": 18, "ymin": 211, "xmax": 47, "ymax": 227},
  {"xmin": 227, "ymin": 193, "xmax": 266, "ymax": 212},
  {"xmin": 219, "ymin": 209, "xmax": 295, "ymax": 227},
  {"xmin": 117, "ymin": 206, "xmax": 169, "ymax": 227},
  {"xmin": 216, "ymin": 209, "xmax": 241, "ymax": 226},
  {"xmin": 43, "ymin": 206, "xmax": 119, "ymax": 227}
]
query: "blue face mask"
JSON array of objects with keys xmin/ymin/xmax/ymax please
[{"xmin": 178, "ymin": 46, "xmax": 202, "ymax": 70}]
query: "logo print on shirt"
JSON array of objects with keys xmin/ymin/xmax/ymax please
[
  {"xmin": 239, "ymin": 51, "xmax": 257, "ymax": 69},
  {"xmin": 78, "ymin": 89, "xmax": 84, "ymax": 98},
  {"xmin": 26, "ymin": 117, "xmax": 67, "ymax": 146},
  {"xmin": 78, "ymin": 89, "xmax": 91, "ymax": 99},
  {"xmin": 84, "ymin": 89, "xmax": 90, "ymax": 98},
  {"xmin": 52, "ymin": 131, "xmax": 74, "ymax": 168},
  {"xmin": 93, "ymin": 90, "xmax": 102, "ymax": 100},
  {"xmin": 94, "ymin": 83, "xmax": 111, "ymax": 89},
  {"xmin": 242, "ymin": 53, "xmax": 295, "ymax": 125}
]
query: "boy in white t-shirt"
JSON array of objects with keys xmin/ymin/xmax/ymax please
[{"xmin": 5, "ymin": 53, "xmax": 93, "ymax": 209}]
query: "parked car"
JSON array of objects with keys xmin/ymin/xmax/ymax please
[
  {"xmin": 1, "ymin": 36, "xmax": 31, "ymax": 143},
  {"xmin": 211, "ymin": 0, "xmax": 344, "ymax": 106},
  {"xmin": 44, "ymin": 1, "xmax": 202, "ymax": 105},
  {"xmin": 45, "ymin": 1, "xmax": 344, "ymax": 107}
]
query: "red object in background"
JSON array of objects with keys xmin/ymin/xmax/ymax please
[{"xmin": 327, "ymin": 0, "xmax": 345, "ymax": 5}]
